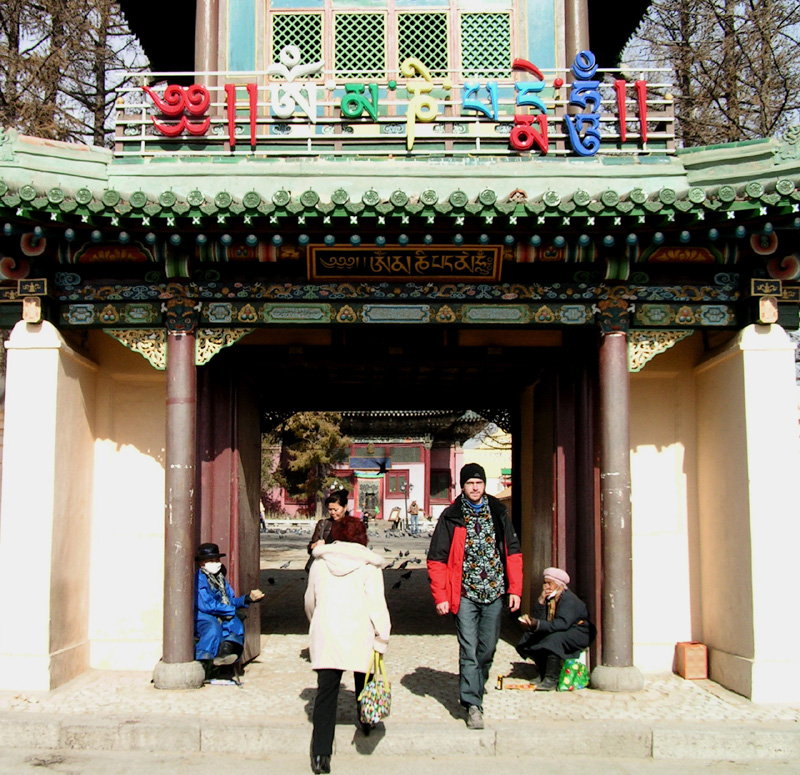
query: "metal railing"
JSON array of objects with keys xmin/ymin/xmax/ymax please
[{"xmin": 113, "ymin": 64, "xmax": 675, "ymax": 159}]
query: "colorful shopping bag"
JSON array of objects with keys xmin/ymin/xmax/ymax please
[
  {"xmin": 557, "ymin": 658, "xmax": 589, "ymax": 691},
  {"xmin": 358, "ymin": 651, "xmax": 391, "ymax": 724}
]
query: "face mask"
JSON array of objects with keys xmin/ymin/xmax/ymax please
[{"xmin": 204, "ymin": 562, "xmax": 222, "ymax": 574}]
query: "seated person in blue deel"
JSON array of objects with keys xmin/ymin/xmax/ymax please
[
  {"xmin": 516, "ymin": 567, "xmax": 596, "ymax": 691},
  {"xmin": 194, "ymin": 542, "xmax": 265, "ymax": 665}
]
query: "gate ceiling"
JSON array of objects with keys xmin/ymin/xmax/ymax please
[{"xmin": 211, "ymin": 327, "xmax": 574, "ymax": 427}]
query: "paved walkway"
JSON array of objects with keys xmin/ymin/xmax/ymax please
[{"xmin": 1, "ymin": 527, "xmax": 798, "ymax": 761}]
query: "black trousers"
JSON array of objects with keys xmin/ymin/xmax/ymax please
[{"xmin": 312, "ymin": 669, "xmax": 367, "ymax": 756}]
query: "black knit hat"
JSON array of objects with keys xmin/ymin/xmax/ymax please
[
  {"xmin": 195, "ymin": 542, "xmax": 226, "ymax": 561},
  {"xmin": 460, "ymin": 463, "xmax": 486, "ymax": 487}
]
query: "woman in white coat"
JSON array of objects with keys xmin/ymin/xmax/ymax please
[{"xmin": 304, "ymin": 515, "xmax": 391, "ymax": 774}]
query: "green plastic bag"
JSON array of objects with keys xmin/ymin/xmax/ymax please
[{"xmin": 557, "ymin": 658, "xmax": 589, "ymax": 691}]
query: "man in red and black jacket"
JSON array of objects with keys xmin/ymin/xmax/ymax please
[{"xmin": 427, "ymin": 463, "xmax": 523, "ymax": 730}]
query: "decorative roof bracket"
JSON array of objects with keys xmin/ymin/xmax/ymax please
[
  {"xmin": 628, "ymin": 330, "xmax": 694, "ymax": 373},
  {"xmin": 104, "ymin": 327, "xmax": 254, "ymax": 369}
]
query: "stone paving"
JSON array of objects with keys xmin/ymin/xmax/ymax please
[{"xmin": 1, "ymin": 525, "xmax": 798, "ymax": 730}]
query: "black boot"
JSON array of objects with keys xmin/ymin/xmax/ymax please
[
  {"xmin": 537, "ymin": 654, "xmax": 563, "ymax": 691},
  {"xmin": 311, "ymin": 754, "xmax": 331, "ymax": 773},
  {"xmin": 529, "ymin": 657, "xmax": 546, "ymax": 686},
  {"xmin": 213, "ymin": 640, "xmax": 240, "ymax": 666},
  {"xmin": 356, "ymin": 701, "xmax": 371, "ymax": 736}
]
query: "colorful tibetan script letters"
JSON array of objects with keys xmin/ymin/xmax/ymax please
[{"xmin": 142, "ymin": 48, "xmax": 651, "ymax": 156}]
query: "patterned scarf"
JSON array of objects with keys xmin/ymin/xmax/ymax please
[
  {"xmin": 202, "ymin": 567, "xmax": 230, "ymax": 605},
  {"xmin": 460, "ymin": 496, "xmax": 505, "ymax": 604},
  {"xmin": 546, "ymin": 589, "xmax": 565, "ymax": 621}
]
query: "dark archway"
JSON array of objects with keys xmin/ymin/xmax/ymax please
[{"xmin": 195, "ymin": 325, "xmax": 601, "ymax": 663}]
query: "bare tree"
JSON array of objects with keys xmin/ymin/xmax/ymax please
[
  {"xmin": 61, "ymin": 0, "xmax": 146, "ymax": 147},
  {"xmin": 1, "ymin": 0, "xmax": 72, "ymax": 139},
  {"xmin": 0, "ymin": 0, "xmax": 145, "ymax": 146},
  {"xmin": 623, "ymin": 0, "xmax": 800, "ymax": 146}
]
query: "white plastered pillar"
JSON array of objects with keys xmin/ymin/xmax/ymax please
[
  {"xmin": 0, "ymin": 320, "xmax": 97, "ymax": 691},
  {"xmin": 695, "ymin": 324, "xmax": 800, "ymax": 703}
]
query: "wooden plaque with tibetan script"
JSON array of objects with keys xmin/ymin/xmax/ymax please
[{"xmin": 308, "ymin": 246, "xmax": 502, "ymax": 282}]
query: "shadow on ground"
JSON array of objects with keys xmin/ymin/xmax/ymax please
[
  {"xmin": 258, "ymin": 528, "xmax": 453, "ymax": 637},
  {"xmin": 399, "ymin": 666, "xmax": 463, "ymax": 719}
]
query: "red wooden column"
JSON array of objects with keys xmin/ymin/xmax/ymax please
[
  {"xmin": 153, "ymin": 293, "xmax": 204, "ymax": 689},
  {"xmin": 590, "ymin": 300, "xmax": 643, "ymax": 692}
]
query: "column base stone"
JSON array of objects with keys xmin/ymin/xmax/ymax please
[
  {"xmin": 590, "ymin": 665, "xmax": 644, "ymax": 692},
  {"xmin": 153, "ymin": 659, "xmax": 205, "ymax": 690}
]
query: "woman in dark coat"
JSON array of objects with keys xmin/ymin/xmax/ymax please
[
  {"xmin": 305, "ymin": 490, "xmax": 349, "ymax": 571},
  {"xmin": 516, "ymin": 567, "xmax": 596, "ymax": 691}
]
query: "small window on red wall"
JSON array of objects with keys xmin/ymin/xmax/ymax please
[
  {"xmin": 386, "ymin": 470, "xmax": 408, "ymax": 498},
  {"xmin": 430, "ymin": 470, "xmax": 451, "ymax": 502}
]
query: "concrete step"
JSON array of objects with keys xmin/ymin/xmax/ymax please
[{"xmin": 1, "ymin": 713, "xmax": 798, "ymax": 761}]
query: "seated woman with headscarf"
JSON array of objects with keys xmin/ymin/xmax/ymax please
[{"xmin": 516, "ymin": 567, "xmax": 596, "ymax": 691}]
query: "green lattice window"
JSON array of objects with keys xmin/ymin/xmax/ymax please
[
  {"xmin": 389, "ymin": 446, "xmax": 422, "ymax": 464},
  {"xmin": 335, "ymin": 13, "xmax": 386, "ymax": 79},
  {"xmin": 271, "ymin": 13, "xmax": 323, "ymax": 66},
  {"xmin": 398, "ymin": 12, "xmax": 449, "ymax": 78},
  {"xmin": 461, "ymin": 12, "xmax": 511, "ymax": 79}
]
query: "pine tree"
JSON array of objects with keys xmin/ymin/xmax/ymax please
[{"xmin": 270, "ymin": 413, "xmax": 351, "ymax": 515}]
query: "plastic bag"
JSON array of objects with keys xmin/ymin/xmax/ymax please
[{"xmin": 557, "ymin": 658, "xmax": 589, "ymax": 691}]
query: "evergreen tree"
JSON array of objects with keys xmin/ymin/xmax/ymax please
[{"xmin": 268, "ymin": 412, "xmax": 351, "ymax": 515}]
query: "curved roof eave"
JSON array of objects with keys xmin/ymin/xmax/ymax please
[{"xmin": 2, "ymin": 131, "xmax": 799, "ymax": 230}]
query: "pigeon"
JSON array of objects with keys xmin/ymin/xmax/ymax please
[
  {"xmin": 412, "ymin": 557, "xmax": 422, "ymax": 564},
  {"xmin": 384, "ymin": 561, "xmax": 396, "ymax": 570},
  {"xmin": 267, "ymin": 577, "xmax": 275, "ymax": 585},
  {"xmin": 392, "ymin": 580, "xmax": 402, "ymax": 589},
  {"xmin": 404, "ymin": 550, "xmax": 410, "ymax": 557},
  {"xmin": 384, "ymin": 547, "xmax": 391, "ymax": 552},
  {"xmin": 401, "ymin": 571, "xmax": 412, "ymax": 580},
  {"xmin": 280, "ymin": 561, "xmax": 291, "ymax": 569},
  {"xmin": 397, "ymin": 560, "xmax": 410, "ymax": 570},
  {"xmin": 369, "ymin": 457, "xmax": 390, "ymax": 475}
]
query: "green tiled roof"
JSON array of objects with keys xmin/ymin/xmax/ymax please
[{"xmin": 2, "ymin": 127, "xmax": 800, "ymax": 235}]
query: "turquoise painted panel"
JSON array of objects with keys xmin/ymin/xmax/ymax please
[
  {"xmin": 229, "ymin": 0, "xmax": 257, "ymax": 70},
  {"xmin": 271, "ymin": 0, "xmax": 323, "ymax": 7},
  {"xmin": 332, "ymin": 0, "xmax": 395, "ymax": 7},
  {"xmin": 395, "ymin": 0, "xmax": 448, "ymax": 6},
  {"xmin": 455, "ymin": 0, "xmax": 512, "ymax": 7},
  {"xmin": 526, "ymin": 0, "xmax": 556, "ymax": 70}
]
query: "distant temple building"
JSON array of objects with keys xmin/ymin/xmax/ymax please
[
  {"xmin": 265, "ymin": 409, "xmax": 503, "ymax": 519},
  {"xmin": 0, "ymin": 0, "xmax": 798, "ymax": 702}
]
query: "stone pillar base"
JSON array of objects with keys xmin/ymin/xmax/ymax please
[
  {"xmin": 590, "ymin": 665, "xmax": 644, "ymax": 692},
  {"xmin": 153, "ymin": 659, "xmax": 205, "ymax": 690}
]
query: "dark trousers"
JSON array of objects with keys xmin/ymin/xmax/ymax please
[{"xmin": 311, "ymin": 669, "xmax": 367, "ymax": 756}]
